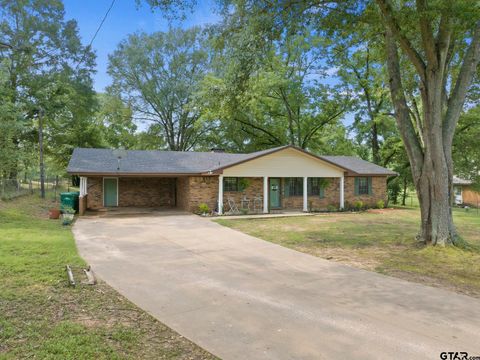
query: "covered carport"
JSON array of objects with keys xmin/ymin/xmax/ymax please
[{"xmin": 79, "ymin": 176, "xmax": 181, "ymax": 213}]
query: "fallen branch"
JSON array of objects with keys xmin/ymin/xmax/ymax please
[
  {"xmin": 66, "ymin": 265, "xmax": 75, "ymax": 286},
  {"xmin": 82, "ymin": 266, "xmax": 96, "ymax": 285}
]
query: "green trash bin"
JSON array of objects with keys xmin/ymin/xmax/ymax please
[{"xmin": 60, "ymin": 192, "xmax": 80, "ymax": 213}]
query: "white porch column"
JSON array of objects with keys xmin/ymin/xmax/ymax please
[
  {"xmin": 218, "ymin": 175, "xmax": 224, "ymax": 215},
  {"xmin": 263, "ymin": 176, "xmax": 269, "ymax": 213},
  {"xmin": 303, "ymin": 176, "xmax": 308, "ymax": 212},
  {"xmin": 340, "ymin": 175, "xmax": 345, "ymax": 209},
  {"xmin": 80, "ymin": 176, "xmax": 87, "ymax": 196}
]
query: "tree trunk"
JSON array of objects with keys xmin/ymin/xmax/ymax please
[
  {"xmin": 415, "ymin": 153, "xmax": 456, "ymax": 245},
  {"xmin": 401, "ymin": 176, "xmax": 407, "ymax": 206},
  {"xmin": 39, "ymin": 110, "xmax": 45, "ymax": 199},
  {"xmin": 371, "ymin": 121, "xmax": 381, "ymax": 164},
  {"xmin": 383, "ymin": 27, "xmax": 457, "ymax": 246}
]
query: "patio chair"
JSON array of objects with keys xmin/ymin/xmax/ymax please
[
  {"xmin": 253, "ymin": 195, "xmax": 263, "ymax": 213},
  {"xmin": 226, "ymin": 197, "xmax": 240, "ymax": 214}
]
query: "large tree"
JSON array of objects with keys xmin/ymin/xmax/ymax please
[
  {"xmin": 375, "ymin": 0, "xmax": 480, "ymax": 245},
  {"xmin": 108, "ymin": 27, "xmax": 212, "ymax": 151},
  {"xmin": 185, "ymin": 0, "xmax": 480, "ymax": 246},
  {"xmin": 198, "ymin": 11, "xmax": 352, "ymax": 153},
  {"xmin": 335, "ymin": 41, "xmax": 395, "ymax": 165},
  {"xmin": 0, "ymin": 0, "xmax": 96, "ymax": 178}
]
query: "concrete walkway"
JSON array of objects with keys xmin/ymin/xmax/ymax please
[{"xmin": 73, "ymin": 214, "xmax": 480, "ymax": 360}]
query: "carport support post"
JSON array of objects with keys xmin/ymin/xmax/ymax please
[
  {"xmin": 340, "ymin": 175, "xmax": 345, "ymax": 210},
  {"xmin": 218, "ymin": 175, "xmax": 224, "ymax": 215},
  {"xmin": 303, "ymin": 177, "xmax": 308, "ymax": 212},
  {"xmin": 263, "ymin": 177, "xmax": 269, "ymax": 213}
]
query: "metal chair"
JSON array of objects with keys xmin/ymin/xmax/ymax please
[
  {"xmin": 226, "ymin": 197, "xmax": 240, "ymax": 214},
  {"xmin": 253, "ymin": 195, "xmax": 263, "ymax": 213}
]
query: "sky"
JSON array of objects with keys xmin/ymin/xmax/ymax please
[
  {"xmin": 62, "ymin": 1, "xmax": 353, "ymax": 127},
  {"xmin": 63, "ymin": 0, "xmax": 221, "ymax": 92}
]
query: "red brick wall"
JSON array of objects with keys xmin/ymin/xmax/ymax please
[
  {"xmin": 344, "ymin": 176, "xmax": 387, "ymax": 207},
  {"xmin": 282, "ymin": 177, "xmax": 340, "ymax": 210},
  {"xmin": 185, "ymin": 176, "xmax": 219, "ymax": 213},
  {"xmin": 86, "ymin": 176, "xmax": 176, "ymax": 209},
  {"xmin": 118, "ymin": 177, "xmax": 175, "ymax": 207},
  {"xmin": 86, "ymin": 177, "xmax": 103, "ymax": 209},
  {"xmin": 85, "ymin": 175, "xmax": 389, "ymax": 213},
  {"xmin": 176, "ymin": 176, "xmax": 190, "ymax": 211}
]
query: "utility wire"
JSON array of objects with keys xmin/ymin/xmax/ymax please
[{"xmin": 76, "ymin": 0, "xmax": 116, "ymax": 70}]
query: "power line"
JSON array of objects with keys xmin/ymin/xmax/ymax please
[
  {"xmin": 88, "ymin": 0, "xmax": 116, "ymax": 49},
  {"xmin": 76, "ymin": 0, "xmax": 116, "ymax": 70}
]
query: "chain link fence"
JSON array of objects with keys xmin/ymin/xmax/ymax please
[
  {"xmin": 401, "ymin": 192, "xmax": 480, "ymax": 215},
  {"xmin": 0, "ymin": 177, "xmax": 76, "ymax": 202}
]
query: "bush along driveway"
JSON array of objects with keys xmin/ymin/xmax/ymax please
[
  {"xmin": 73, "ymin": 212, "xmax": 480, "ymax": 360},
  {"xmin": 0, "ymin": 196, "xmax": 215, "ymax": 359}
]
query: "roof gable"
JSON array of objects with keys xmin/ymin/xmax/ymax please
[{"xmin": 220, "ymin": 146, "xmax": 346, "ymax": 177}]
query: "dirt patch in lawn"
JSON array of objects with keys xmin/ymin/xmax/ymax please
[{"xmin": 381, "ymin": 269, "xmax": 480, "ymax": 299}]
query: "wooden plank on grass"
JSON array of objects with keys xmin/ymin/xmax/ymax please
[{"xmin": 66, "ymin": 265, "xmax": 75, "ymax": 286}]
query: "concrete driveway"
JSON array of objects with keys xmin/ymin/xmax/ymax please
[{"xmin": 73, "ymin": 213, "xmax": 480, "ymax": 360}]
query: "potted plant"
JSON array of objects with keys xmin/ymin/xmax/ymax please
[
  {"xmin": 62, "ymin": 206, "xmax": 76, "ymax": 225},
  {"xmin": 49, "ymin": 208, "xmax": 60, "ymax": 219},
  {"xmin": 198, "ymin": 203, "xmax": 210, "ymax": 216}
]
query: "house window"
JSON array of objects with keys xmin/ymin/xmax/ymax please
[
  {"xmin": 224, "ymin": 177, "xmax": 239, "ymax": 192},
  {"xmin": 285, "ymin": 178, "xmax": 303, "ymax": 197},
  {"xmin": 308, "ymin": 178, "xmax": 325, "ymax": 198},
  {"xmin": 355, "ymin": 177, "xmax": 372, "ymax": 195}
]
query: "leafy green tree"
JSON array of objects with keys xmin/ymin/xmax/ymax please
[
  {"xmin": 0, "ymin": 61, "xmax": 22, "ymax": 177},
  {"xmin": 453, "ymin": 106, "xmax": 480, "ymax": 180},
  {"xmin": 0, "ymin": 0, "xmax": 97, "ymax": 177},
  {"xmin": 96, "ymin": 94, "xmax": 138, "ymax": 149},
  {"xmin": 375, "ymin": 0, "xmax": 480, "ymax": 245},
  {"xmin": 44, "ymin": 74, "xmax": 103, "ymax": 169},
  {"xmin": 200, "ymin": 20, "xmax": 351, "ymax": 152},
  {"xmin": 335, "ymin": 41, "xmax": 396, "ymax": 165},
  {"xmin": 108, "ymin": 27, "xmax": 212, "ymax": 151}
]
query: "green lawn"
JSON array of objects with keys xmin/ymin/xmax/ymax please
[
  {"xmin": 0, "ymin": 196, "xmax": 214, "ymax": 360},
  {"xmin": 216, "ymin": 207, "xmax": 480, "ymax": 298}
]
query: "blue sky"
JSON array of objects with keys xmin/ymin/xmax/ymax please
[
  {"xmin": 63, "ymin": 1, "xmax": 353, "ymax": 127},
  {"xmin": 63, "ymin": 0, "xmax": 221, "ymax": 92}
]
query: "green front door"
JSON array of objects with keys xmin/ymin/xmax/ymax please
[
  {"xmin": 269, "ymin": 178, "xmax": 281, "ymax": 208},
  {"xmin": 104, "ymin": 178, "xmax": 118, "ymax": 207}
]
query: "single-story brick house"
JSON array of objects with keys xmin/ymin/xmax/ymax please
[{"xmin": 67, "ymin": 145, "xmax": 396, "ymax": 215}]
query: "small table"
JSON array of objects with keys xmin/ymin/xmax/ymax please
[{"xmin": 240, "ymin": 197, "xmax": 250, "ymax": 211}]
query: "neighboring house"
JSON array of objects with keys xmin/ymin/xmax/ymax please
[
  {"xmin": 67, "ymin": 145, "xmax": 397, "ymax": 215},
  {"xmin": 453, "ymin": 176, "xmax": 480, "ymax": 207}
]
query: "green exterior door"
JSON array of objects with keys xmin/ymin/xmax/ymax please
[
  {"xmin": 104, "ymin": 178, "xmax": 118, "ymax": 207},
  {"xmin": 269, "ymin": 178, "xmax": 281, "ymax": 208}
]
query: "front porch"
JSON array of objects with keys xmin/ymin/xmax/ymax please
[{"xmin": 218, "ymin": 176, "xmax": 345, "ymax": 215}]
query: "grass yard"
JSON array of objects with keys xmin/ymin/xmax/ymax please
[
  {"xmin": 216, "ymin": 207, "xmax": 480, "ymax": 298},
  {"xmin": 0, "ymin": 196, "xmax": 214, "ymax": 360}
]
